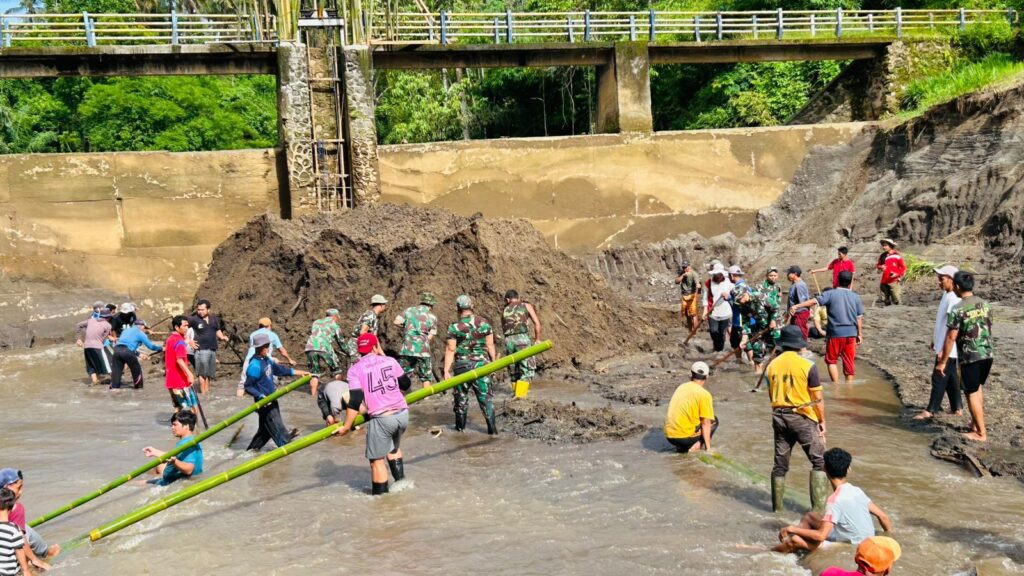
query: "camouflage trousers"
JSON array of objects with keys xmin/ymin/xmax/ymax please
[
  {"xmin": 504, "ymin": 333, "xmax": 536, "ymax": 381},
  {"xmin": 399, "ymin": 355, "xmax": 434, "ymax": 386},
  {"xmin": 305, "ymin": 350, "xmax": 338, "ymax": 376},
  {"xmin": 744, "ymin": 327, "xmax": 778, "ymax": 363},
  {"xmin": 452, "ymin": 360, "xmax": 494, "ymax": 421}
]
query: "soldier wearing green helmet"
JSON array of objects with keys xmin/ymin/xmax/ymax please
[
  {"xmin": 501, "ymin": 289, "xmax": 541, "ymax": 384},
  {"xmin": 444, "ymin": 294, "xmax": 498, "ymax": 434},
  {"xmin": 393, "ymin": 292, "xmax": 439, "ymax": 389}
]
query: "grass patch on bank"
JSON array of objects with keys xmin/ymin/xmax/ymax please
[
  {"xmin": 903, "ymin": 253, "xmax": 939, "ymax": 282},
  {"xmin": 898, "ymin": 53, "xmax": 1024, "ymax": 117}
]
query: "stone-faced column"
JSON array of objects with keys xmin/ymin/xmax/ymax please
[
  {"xmin": 342, "ymin": 46, "xmax": 381, "ymax": 204},
  {"xmin": 595, "ymin": 42, "xmax": 653, "ymax": 133},
  {"xmin": 276, "ymin": 41, "xmax": 314, "ymax": 216}
]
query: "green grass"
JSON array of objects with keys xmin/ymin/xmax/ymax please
[
  {"xmin": 898, "ymin": 52, "xmax": 1024, "ymax": 116},
  {"xmin": 903, "ymin": 253, "xmax": 939, "ymax": 282}
]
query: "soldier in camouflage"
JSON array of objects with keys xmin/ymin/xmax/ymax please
[
  {"xmin": 730, "ymin": 284, "xmax": 781, "ymax": 374},
  {"xmin": 501, "ymin": 289, "xmax": 542, "ymax": 384},
  {"xmin": 304, "ymin": 308, "xmax": 344, "ymax": 381},
  {"xmin": 444, "ymin": 295, "xmax": 498, "ymax": 435},
  {"xmin": 393, "ymin": 292, "xmax": 438, "ymax": 389},
  {"xmin": 761, "ymin": 266, "xmax": 782, "ymax": 310},
  {"xmin": 937, "ymin": 271, "xmax": 994, "ymax": 442},
  {"xmin": 343, "ymin": 294, "xmax": 388, "ymax": 362}
]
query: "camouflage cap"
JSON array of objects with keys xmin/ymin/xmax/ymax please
[
  {"xmin": 420, "ymin": 292, "xmax": 436, "ymax": 306},
  {"xmin": 456, "ymin": 295, "xmax": 473, "ymax": 310},
  {"xmin": 370, "ymin": 294, "xmax": 388, "ymax": 305},
  {"xmin": 326, "ymin": 308, "xmax": 341, "ymax": 317}
]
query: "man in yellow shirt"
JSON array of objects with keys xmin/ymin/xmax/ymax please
[
  {"xmin": 765, "ymin": 325, "xmax": 828, "ymax": 513},
  {"xmin": 664, "ymin": 361, "xmax": 717, "ymax": 452}
]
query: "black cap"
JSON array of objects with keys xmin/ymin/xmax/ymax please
[
  {"xmin": 504, "ymin": 289, "xmax": 519, "ymax": 300},
  {"xmin": 777, "ymin": 325, "xmax": 807, "ymax": 349},
  {"xmin": 787, "ymin": 265, "xmax": 802, "ymax": 276},
  {"xmin": 837, "ymin": 270, "xmax": 854, "ymax": 284}
]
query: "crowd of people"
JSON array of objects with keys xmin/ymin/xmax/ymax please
[{"xmin": 663, "ymin": 240, "xmax": 995, "ymax": 573}]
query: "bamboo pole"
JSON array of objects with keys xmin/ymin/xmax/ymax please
[
  {"xmin": 87, "ymin": 341, "xmax": 553, "ymax": 542},
  {"xmin": 29, "ymin": 375, "xmax": 313, "ymax": 528}
]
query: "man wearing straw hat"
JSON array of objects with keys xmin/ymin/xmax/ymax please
[{"xmin": 876, "ymin": 239, "xmax": 906, "ymax": 306}]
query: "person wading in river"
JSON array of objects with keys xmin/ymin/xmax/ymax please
[
  {"xmin": 243, "ymin": 333, "xmax": 308, "ymax": 451},
  {"xmin": 663, "ymin": 361, "xmax": 717, "ymax": 452},
  {"xmin": 703, "ymin": 264, "xmax": 734, "ymax": 353},
  {"xmin": 501, "ymin": 289, "xmax": 541, "ymax": 386},
  {"xmin": 914, "ymin": 265, "xmax": 963, "ymax": 420},
  {"xmin": 237, "ymin": 317, "xmax": 296, "ymax": 396},
  {"xmin": 165, "ymin": 316, "xmax": 198, "ymax": 416},
  {"xmin": 443, "ymin": 295, "xmax": 498, "ymax": 435},
  {"xmin": 75, "ymin": 307, "xmax": 113, "ymax": 385},
  {"xmin": 764, "ymin": 325, "xmax": 828, "ymax": 513},
  {"xmin": 675, "ymin": 260, "xmax": 702, "ymax": 333},
  {"xmin": 937, "ymin": 271, "xmax": 994, "ymax": 442},
  {"xmin": 344, "ymin": 295, "xmax": 388, "ymax": 365},
  {"xmin": 144, "ymin": 410, "xmax": 204, "ymax": 486},
  {"xmin": 394, "ymin": 293, "xmax": 439, "ymax": 390},
  {"xmin": 337, "ymin": 333, "xmax": 411, "ymax": 495},
  {"xmin": 188, "ymin": 299, "xmax": 229, "ymax": 395},
  {"xmin": 786, "ymin": 266, "xmax": 812, "ymax": 340},
  {"xmin": 111, "ymin": 319, "xmax": 162, "ymax": 390},
  {"xmin": 1, "ymin": 468, "xmax": 57, "ymax": 572},
  {"xmin": 790, "ymin": 270, "xmax": 864, "ymax": 384}
]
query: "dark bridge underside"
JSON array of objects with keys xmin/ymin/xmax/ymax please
[
  {"xmin": 0, "ymin": 44, "xmax": 277, "ymax": 78},
  {"xmin": 372, "ymin": 39, "xmax": 891, "ymax": 69}
]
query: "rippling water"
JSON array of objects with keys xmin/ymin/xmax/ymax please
[{"xmin": 1, "ymin": 346, "xmax": 1021, "ymax": 575}]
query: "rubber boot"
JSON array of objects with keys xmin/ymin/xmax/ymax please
[
  {"xmin": 771, "ymin": 476, "xmax": 786, "ymax": 513},
  {"xmin": 810, "ymin": 470, "xmax": 830, "ymax": 513},
  {"xmin": 485, "ymin": 413, "xmax": 498, "ymax": 436},
  {"xmin": 387, "ymin": 458, "xmax": 405, "ymax": 482},
  {"xmin": 371, "ymin": 481, "xmax": 389, "ymax": 496},
  {"xmin": 455, "ymin": 412, "xmax": 467, "ymax": 432}
]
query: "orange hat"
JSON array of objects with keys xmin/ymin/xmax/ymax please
[
  {"xmin": 258, "ymin": 317, "xmax": 272, "ymax": 328},
  {"xmin": 856, "ymin": 537, "xmax": 902, "ymax": 573}
]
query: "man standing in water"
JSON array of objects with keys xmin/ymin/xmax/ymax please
[
  {"xmin": 443, "ymin": 295, "xmax": 498, "ymax": 434},
  {"xmin": 337, "ymin": 333, "xmax": 410, "ymax": 495},
  {"xmin": 937, "ymin": 271, "xmax": 993, "ymax": 442},
  {"xmin": 144, "ymin": 410, "xmax": 204, "ymax": 486},
  {"xmin": 730, "ymin": 284, "xmax": 780, "ymax": 375},
  {"xmin": 165, "ymin": 316, "xmax": 198, "ymax": 415},
  {"xmin": 674, "ymin": 260, "xmax": 702, "ymax": 333},
  {"xmin": 394, "ymin": 293, "xmax": 438, "ymax": 389},
  {"xmin": 305, "ymin": 308, "xmax": 344, "ymax": 377},
  {"xmin": 75, "ymin": 307, "xmax": 113, "ymax": 385},
  {"xmin": 345, "ymin": 295, "xmax": 388, "ymax": 362},
  {"xmin": 501, "ymin": 289, "xmax": 541, "ymax": 386},
  {"xmin": 790, "ymin": 271, "xmax": 864, "ymax": 384},
  {"xmin": 663, "ymin": 361, "xmax": 717, "ymax": 452},
  {"xmin": 111, "ymin": 319, "xmax": 163, "ymax": 389},
  {"xmin": 786, "ymin": 266, "xmax": 813, "ymax": 340},
  {"xmin": 703, "ymin": 264, "xmax": 734, "ymax": 353},
  {"xmin": 243, "ymin": 333, "xmax": 308, "ymax": 451},
  {"xmin": 914, "ymin": 265, "xmax": 963, "ymax": 420},
  {"xmin": 237, "ymin": 317, "xmax": 296, "ymax": 397},
  {"xmin": 764, "ymin": 325, "xmax": 828, "ymax": 513},
  {"xmin": 188, "ymin": 299, "xmax": 229, "ymax": 395}
]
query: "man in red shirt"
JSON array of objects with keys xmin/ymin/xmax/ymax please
[
  {"xmin": 875, "ymin": 239, "xmax": 906, "ymax": 306},
  {"xmin": 812, "ymin": 246, "xmax": 856, "ymax": 289},
  {"xmin": 165, "ymin": 315, "xmax": 197, "ymax": 415}
]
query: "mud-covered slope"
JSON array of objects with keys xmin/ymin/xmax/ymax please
[{"xmin": 196, "ymin": 204, "xmax": 655, "ymax": 370}]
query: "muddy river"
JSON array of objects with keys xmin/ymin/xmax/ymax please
[{"xmin": 1, "ymin": 345, "xmax": 1021, "ymax": 575}]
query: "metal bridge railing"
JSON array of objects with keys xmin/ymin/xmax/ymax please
[
  {"xmin": 372, "ymin": 8, "xmax": 1017, "ymax": 46},
  {"xmin": 0, "ymin": 12, "xmax": 263, "ymax": 47}
]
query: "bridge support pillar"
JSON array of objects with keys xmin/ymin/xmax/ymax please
[
  {"xmin": 276, "ymin": 41, "xmax": 315, "ymax": 216},
  {"xmin": 342, "ymin": 46, "xmax": 381, "ymax": 204},
  {"xmin": 595, "ymin": 42, "xmax": 653, "ymax": 133}
]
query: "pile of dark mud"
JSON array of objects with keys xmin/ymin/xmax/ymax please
[
  {"xmin": 498, "ymin": 398, "xmax": 644, "ymax": 443},
  {"xmin": 196, "ymin": 204, "xmax": 655, "ymax": 370}
]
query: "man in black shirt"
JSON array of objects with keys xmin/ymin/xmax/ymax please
[{"xmin": 188, "ymin": 299, "xmax": 229, "ymax": 394}]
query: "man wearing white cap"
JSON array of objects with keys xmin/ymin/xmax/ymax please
[
  {"xmin": 727, "ymin": 265, "xmax": 748, "ymax": 363},
  {"xmin": 914, "ymin": 265, "xmax": 963, "ymax": 419},
  {"xmin": 664, "ymin": 361, "xmax": 717, "ymax": 452},
  {"xmin": 702, "ymin": 264, "xmax": 734, "ymax": 352}
]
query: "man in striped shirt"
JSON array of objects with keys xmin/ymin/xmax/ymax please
[{"xmin": 0, "ymin": 487, "xmax": 32, "ymax": 576}]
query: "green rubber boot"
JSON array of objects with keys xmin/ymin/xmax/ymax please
[
  {"xmin": 771, "ymin": 476, "xmax": 786, "ymax": 513},
  {"xmin": 810, "ymin": 470, "xmax": 830, "ymax": 513}
]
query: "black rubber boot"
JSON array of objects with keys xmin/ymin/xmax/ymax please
[
  {"xmin": 371, "ymin": 481, "xmax": 390, "ymax": 496},
  {"xmin": 455, "ymin": 412, "xmax": 467, "ymax": 432},
  {"xmin": 485, "ymin": 413, "xmax": 498, "ymax": 436},
  {"xmin": 387, "ymin": 458, "xmax": 405, "ymax": 482}
]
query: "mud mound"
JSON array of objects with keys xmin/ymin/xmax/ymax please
[
  {"xmin": 498, "ymin": 398, "xmax": 644, "ymax": 443},
  {"xmin": 196, "ymin": 204, "xmax": 654, "ymax": 369}
]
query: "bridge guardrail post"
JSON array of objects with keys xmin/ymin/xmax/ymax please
[
  {"xmin": 776, "ymin": 8, "xmax": 783, "ymax": 39},
  {"xmin": 835, "ymin": 7, "xmax": 843, "ymax": 38},
  {"xmin": 584, "ymin": 10, "xmax": 591, "ymax": 41},
  {"xmin": 567, "ymin": 16, "xmax": 573, "ymax": 42},
  {"xmin": 715, "ymin": 12, "xmax": 722, "ymax": 40},
  {"xmin": 1, "ymin": 18, "xmax": 7, "ymax": 48},
  {"xmin": 896, "ymin": 7, "xmax": 902, "ymax": 38},
  {"xmin": 694, "ymin": 15, "xmax": 700, "ymax": 42},
  {"xmin": 810, "ymin": 13, "xmax": 815, "ymax": 36},
  {"xmin": 629, "ymin": 14, "xmax": 636, "ymax": 41},
  {"xmin": 171, "ymin": 10, "xmax": 179, "ymax": 44},
  {"xmin": 1009, "ymin": 9, "xmax": 1017, "ymax": 27},
  {"xmin": 491, "ymin": 16, "xmax": 498, "ymax": 43},
  {"xmin": 505, "ymin": 9, "xmax": 512, "ymax": 43},
  {"xmin": 439, "ymin": 10, "xmax": 448, "ymax": 45},
  {"xmin": 83, "ymin": 12, "xmax": 95, "ymax": 47},
  {"xmin": 648, "ymin": 9, "xmax": 655, "ymax": 41},
  {"xmin": 958, "ymin": 8, "xmax": 966, "ymax": 30},
  {"xmin": 867, "ymin": 13, "xmax": 874, "ymax": 33},
  {"xmin": 752, "ymin": 14, "xmax": 757, "ymax": 38}
]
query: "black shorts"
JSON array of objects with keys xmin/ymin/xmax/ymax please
[
  {"xmin": 729, "ymin": 326, "xmax": 742, "ymax": 349},
  {"xmin": 666, "ymin": 418, "xmax": 719, "ymax": 452},
  {"xmin": 959, "ymin": 358, "xmax": 993, "ymax": 395}
]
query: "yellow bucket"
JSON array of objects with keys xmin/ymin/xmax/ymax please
[{"xmin": 513, "ymin": 380, "xmax": 530, "ymax": 398}]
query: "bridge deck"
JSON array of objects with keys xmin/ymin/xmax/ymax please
[{"xmin": 0, "ymin": 44, "xmax": 277, "ymax": 78}]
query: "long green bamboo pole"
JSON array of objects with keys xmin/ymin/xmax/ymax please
[
  {"xmin": 30, "ymin": 375, "xmax": 313, "ymax": 528},
  {"xmin": 88, "ymin": 341, "xmax": 552, "ymax": 542}
]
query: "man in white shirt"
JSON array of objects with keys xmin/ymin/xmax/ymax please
[
  {"xmin": 914, "ymin": 265, "xmax": 963, "ymax": 420},
  {"xmin": 702, "ymin": 264, "xmax": 734, "ymax": 353}
]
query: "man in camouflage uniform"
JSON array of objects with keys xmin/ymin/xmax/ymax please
[
  {"xmin": 761, "ymin": 266, "xmax": 782, "ymax": 310},
  {"xmin": 937, "ymin": 271, "xmax": 993, "ymax": 442},
  {"xmin": 731, "ymin": 283, "xmax": 781, "ymax": 374},
  {"xmin": 501, "ymin": 289, "xmax": 542, "ymax": 384},
  {"xmin": 444, "ymin": 295, "xmax": 498, "ymax": 435},
  {"xmin": 305, "ymin": 308, "xmax": 343, "ymax": 377},
  {"xmin": 344, "ymin": 294, "xmax": 388, "ymax": 362},
  {"xmin": 393, "ymin": 292, "xmax": 438, "ymax": 389}
]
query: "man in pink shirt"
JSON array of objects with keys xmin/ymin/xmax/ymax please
[
  {"xmin": 165, "ymin": 316, "xmax": 197, "ymax": 416},
  {"xmin": 74, "ymin": 306, "xmax": 113, "ymax": 385},
  {"xmin": 336, "ymin": 333, "xmax": 412, "ymax": 495}
]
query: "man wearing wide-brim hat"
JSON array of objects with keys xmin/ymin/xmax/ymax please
[
  {"xmin": 875, "ymin": 239, "xmax": 906, "ymax": 306},
  {"xmin": 763, "ymin": 325, "xmax": 828, "ymax": 514}
]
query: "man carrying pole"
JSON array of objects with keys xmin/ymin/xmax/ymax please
[
  {"xmin": 443, "ymin": 295, "xmax": 498, "ymax": 435},
  {"xmin": 243, "ymin": 333, "xmax": 309, "ymax": 451},
  {"xmin": 337, "ymin": 333, "xmax": 411, "ymax": 495},
  {"xmin": 165, "ymin": 316, "xmax": 198, "ymax": 417},
  {"xmin": 790, "ymin": 270, "xmax": 865, "ymax": 384}
]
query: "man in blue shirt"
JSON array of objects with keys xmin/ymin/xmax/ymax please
[
  {"xmin": 791, "ymin": 271, "xmax": 865, "ymax": 383},
  {"xmin": 145, "ymin": 411, "xmax": 203, "ymax": 486},
  {"xmin": 243, "ymin": 333, "xmax": 309, "ymax": 451},
  {"xmin": 237, "ymin": 317, "xmax": 297, "ymax": 397},
  {"xmin": 111, "ymin": 319, "xmax": 163, "ymax": 389}
]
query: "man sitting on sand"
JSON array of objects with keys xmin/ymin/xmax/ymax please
[
  {"xmin": 144, "ymin": 411, "xmax": 204, "ymax": 486},
  {"xmin": 822, "ymin": 536, "xmax": 902, "ymax": 576},
  {"xmin": 774, "ymin": 448, "xmax": 892, "ymax": 553},
  {"xmin": 664, "ymin": 361, "xmax": 717, "ymax": 453}
]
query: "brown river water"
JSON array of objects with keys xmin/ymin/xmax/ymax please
[{"xmin": 1, "ymin": 345, "xmax": 1022, "ymax": 575}]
